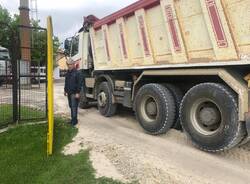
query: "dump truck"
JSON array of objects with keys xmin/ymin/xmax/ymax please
[{"xmin": 64, "ymin": 0, "xmax": 250, "ymax": 152}]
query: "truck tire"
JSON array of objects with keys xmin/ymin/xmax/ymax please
[
  {"xmin": 180, "ymin": 83, "xmax": 246, "ymax": 152},
  {"xmin": 97, "ymin": 82, "xmax": 117, "ymax": 117},
  {"xmin": 135, "ymin": 83, "xmax": 176, "ymax": 135},
  {"xmin": 79, "ymin": 89, "xmax": 89, "ymax": 109},
  {"xmin": 164, "ymin": 84, "xmax": 183, "ymax": 130}
]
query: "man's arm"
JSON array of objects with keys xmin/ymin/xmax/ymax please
[{"xmin": 64, "ymin": 73, "xmax": 68, "ymax": 96}]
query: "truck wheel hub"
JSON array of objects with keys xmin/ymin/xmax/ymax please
[
  {"xmin": 141, "ymin": 95, "xmax": 158, "ymax": 122},
  {"xmin": 98, "ymin": 92, "xmax": 107, "ymax": 107},
  {"xmin": 191, "ymin": 99, "xmax": 222, "ymax": 135},
  {"xmin": 146, "ymin": 101, "xmax": 157, "ymax": 116},
  {"xmin": 199, "ymin": 107, "xmax": 220, "ymax": 126}
]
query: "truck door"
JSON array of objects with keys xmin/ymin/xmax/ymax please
[
  {"xmin": 70, "ymin": 34, "xmax": 81, "ymax": 69},
  {"xmin": 70, "ymin": 32, "xmax": 90, "ymax": 70},
  {"xmin": 82, "ymin": 32, "xmax": 91, "ymax": 70}
]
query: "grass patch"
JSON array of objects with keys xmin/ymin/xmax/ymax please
[
  {"xmin": 19, "ymin": 106, "xmax": 46, "ymax": 121},
  {"xmin": 0, "ymin": 105, "xmax": 46, "ymax": 127},
  {"xmin": 0, "ymin": 104, "xmax": 13, "ymax": 126},
  {"xmin": 0, "ymin": 118, "xmax": 126, "ymax": 184}
]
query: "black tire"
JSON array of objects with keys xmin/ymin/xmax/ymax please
[
  {"xmin": 79, "ymin": 89, "xmax": 89, "ymax": 109},
  {"xmin": 164, "ymin": 84, "xmax": 183, "ymax": 130},
  {"xmin": 97, "ymin": 82, "xmax": 117, "ymax": 117},
  {"xmin": 180, "ymin": 83, "xmax": 246, "ymax": 152},
  {"xmin": 135, "ymin": 83, "xmax": 176, "ymax": 135}
]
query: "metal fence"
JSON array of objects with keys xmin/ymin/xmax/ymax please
[
  {"xmin": 0, "ymin": 21, "xmax": 18, "ymax": 127},
  {"xmin": 18, "ymin": 25, "xmax": 47, "ymax": 122},
  {"xmin": 0, "ymin": 60, "xmax": 14, "ymax": 127},
  {"xmin": 0, "ymin": 22, "xmax": 47, "ymax": 128}
]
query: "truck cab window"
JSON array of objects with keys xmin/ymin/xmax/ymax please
[{"xmin": 71, "ymin": 36, "xmax": 79, "ymax": 57}]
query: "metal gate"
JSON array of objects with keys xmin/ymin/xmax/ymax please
[
  {"xmin": 0, "ymin": 22, "xmax": 18, "ymax": 128},
  {"xmin": 18, "ymin": 25, "xmax": 47, "ymax": 122},
  {"xmin": 0, "ymin": 22, "xmax": 47, "ymax": 128}
]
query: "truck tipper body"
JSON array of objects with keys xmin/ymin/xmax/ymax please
[{"xmin": 65, "ymin": 0, "xmax": 250, "ymax": 152}]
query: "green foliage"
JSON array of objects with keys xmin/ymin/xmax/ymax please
[
  {"xmin": 0, "ymin": 5, "xmax": 60, "ymax": 66},
  {"xmin": 0, "ymin": 5, "xmax": 19, "ymax": 51},
  {"xmin": 31, "ymin": 20, "xmax": 60, "ymax": 66},
  {"xmin": 0, "ymin": 119, "xmax": 126, "ymax": 184}
]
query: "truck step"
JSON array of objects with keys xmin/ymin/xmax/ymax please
[
  {"xmin": 86, "ymin": 94, "xmax": 94, "ymax": 98},
  {"xmin": 114, "ymin": 91, "xmax": 125, "ymax": 97}
]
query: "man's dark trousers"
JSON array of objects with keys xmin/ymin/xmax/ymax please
[{"xmin": 68, "ymin": 94, "xmax": 79, "ymax": 125}]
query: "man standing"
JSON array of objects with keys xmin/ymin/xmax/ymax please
[{"xmin": 64, "ymin": 58, "xmax": 82, "ymax": 126}]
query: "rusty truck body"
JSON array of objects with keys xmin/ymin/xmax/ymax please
[{"xmin": 64, "ymin": 0, "xmax": 250, "ymax": 152}]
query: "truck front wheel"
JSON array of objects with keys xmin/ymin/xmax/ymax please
[
  {"xmin": 79, "ymin": 88, "xmax": 89, "ymax": 109},
  {"xmin": 97, "ymin": 82, "xmax": 117, "ymax": 117},
  {"xmin": 180, "ymin": 83, "xmax": 246, "ymax": 152},
  {"xmin": 135, "ymin": 83, "xmax": 176, "ymax": 135}
]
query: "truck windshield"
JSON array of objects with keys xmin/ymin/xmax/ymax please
[
  {"xmin": 0, "ymin": 50, "xmax": 10, "ymax": 60},
  {"xmin": 71, "ymin": 35, "xmax": 79, "ymax": 57}
]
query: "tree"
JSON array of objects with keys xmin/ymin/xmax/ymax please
[
  {"xmin": 31, "ymin": 20, "xmax": 60, "ymax": 67},
  {"xmin": 0, "ymin": 5, "xmax": 19, "ymax": 51},
  {"xmin": 0, "ymin": 5, "xmax": 60, "ymax": 67}
]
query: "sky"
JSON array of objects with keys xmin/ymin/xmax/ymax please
[{"xmin": 0, "ymin": 0, "xmax": 137, "ymax": 43}]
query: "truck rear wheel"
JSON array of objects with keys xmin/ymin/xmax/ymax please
[
  {"xmin": 97, "ymin": 82, "xmax": 117, "ymax": 117},
  {"xmin": 164, "ymin": 84, "xmax": 183, "ymax": 130},
  {"xmin": 135, "ymin": 83, "xmax": 176, "ymax": 135},
  {"xmin": 180, "ymin": 83, "xmax": 246, "ymax": 152}
]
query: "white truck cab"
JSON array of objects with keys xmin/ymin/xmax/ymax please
[{"xmin": 68, "ymin": 32, "xmax": 91, "ymax": 70}]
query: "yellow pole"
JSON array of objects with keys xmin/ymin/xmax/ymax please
[{"xmin": 47, "ymin": 16, "xmax": 54, "ymax": 156}]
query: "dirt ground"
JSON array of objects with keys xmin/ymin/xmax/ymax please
[{"xmin": 54, "ymin": 82, "xmax": 250, "ymax": 184}]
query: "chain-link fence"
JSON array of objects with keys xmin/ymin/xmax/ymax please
[{"xmin": 0, "ymin": 22, "xmax": 47, "ymax": 128}]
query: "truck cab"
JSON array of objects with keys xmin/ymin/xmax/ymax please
[{"xmin": 64, "ymin": 32, "xmax": 92, "ymax": 71}]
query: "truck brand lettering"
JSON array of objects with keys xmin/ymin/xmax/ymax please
[
  {"xmin": 103, "ymin": 29, "xmax": 111, "ymax": 61},
  {"xmin": 205, "ymin": 0, "xmax": 228, "ymax": 48},
  {"xmin": 165, "ymin": 5, "xmax": 181, "ymax": 52},
  {"xmin": 138, "ymin": 15, "xmax": 150, "ymax": 56},
  {"xmin": 119, "ymin": 23, "xmax": 128, "ymax": 59}
]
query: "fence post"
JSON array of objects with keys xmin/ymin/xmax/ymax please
[
  {"xmin": 10, "ymin": 29, "xmax": 19, "ymax": 123},
  {"xmin": 47, "ymin": 16, "xmax": 54, "ymax": 156}
]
